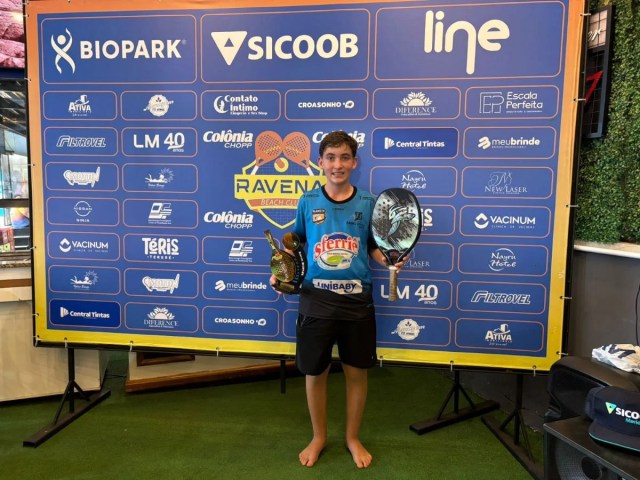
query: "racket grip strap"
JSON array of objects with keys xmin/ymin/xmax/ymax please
[{"xmin": 388, "ymin": 265, "xmax": 398, "ymax": 302}]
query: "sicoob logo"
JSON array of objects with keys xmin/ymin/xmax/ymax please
[{"xmin": 210, "ymin": 30, "xmax": 358, "ymax": 66}]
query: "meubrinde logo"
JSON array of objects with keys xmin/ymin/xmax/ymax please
[{"xmin": 210, "ymin": 31, "xmax": 359, "ymax": 66}]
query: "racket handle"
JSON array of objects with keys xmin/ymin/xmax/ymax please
[{"xmin": 388, "ymin": 265, "xmax": 398, "ymax": 302}]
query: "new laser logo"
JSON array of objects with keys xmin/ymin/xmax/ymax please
[{"xmin": 210, "ymin": 31, "xmax": 359, "ymax": 65}]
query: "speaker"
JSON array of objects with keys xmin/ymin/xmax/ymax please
[
  {"xmin": 545, "ymin": 434, "xmax": 626, "ymax": 480},
  {"xmin": 545, "ymin": 356, "xmax": 639, "ymax": 423},
  {"xmin": 544, "ymin": 356, "xmax": 640, "ymax": 480}
]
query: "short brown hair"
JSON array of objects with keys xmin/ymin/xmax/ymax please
[{"xmin": 318, "ymin": 130, "xmax": 358, "ymax": 158}]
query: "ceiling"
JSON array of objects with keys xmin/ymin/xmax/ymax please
[{"xmin": 0, "ymin": 80, "xmax": 26, "ymax": 137}]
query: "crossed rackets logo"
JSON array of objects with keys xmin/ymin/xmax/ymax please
[{"xmin": 249, "ymin": 131, "xmax": 314, "ymax": 175}]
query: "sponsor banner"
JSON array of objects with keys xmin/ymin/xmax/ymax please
[
  {"xmin": 43, "ymin": 91, "xmax": 117, "ymax": 120},
  {"xmin": 376, "ymin": 312, "xmax": 452, "ymax": 347},
  {"xmin": 48, "ymin": 265, "xmax": 121, "ymax": 295},
  {"xmin": 123, "ymin": 234, "xmax": 198, "ymax": 263},
  {"xmin": 202, "ymin": 236, "xmax": 265, "ymax": 266},
  {"xmin": 371, "ymin": 242, "xmax": 454, "ymax": 274},
  {"xmin": 125, "ymin": 302, "xmax": 198, "ymax": 333},
  {"xmin": 374, "ymin": 2, "xmax": 564, "ymax": 79},
  {"xmin": 200, "ymin": 211, "xmax": 255, "ymax": 233},
  {"xmin": 45, "ymin": 162, "xmax": 118, "ymax": 192},
  {"xmin": 121, "ymin": 91, "xmax": 198, "ymax": 121},
  {"xmin": 463, "ymin": 126, "xmax": 557, "ymax": 159},
  {"xmin": 201, "ymin": 9, "xmax": 369, "ymax": 83},
  {"xmin": 46, "ymin": 197, "xmax": 119, "ymax": 226},
  {"xmin": 370, "ymin": 166, "xmax": 457, "ymax": 198},
  {"xmin": 122, "ymin": 199, "xmax": 199, "ymax": 229},
  {"xmin": 47, "ymin": 231, "xmax": 120, "ymax": 261},
  {"xmin": 124, "ymin": 268, "xmax": 198, "ymax": 298},
  {"xmin": 465, "ymin": 86, "xmax": 560, "ymax": 119},
  {"xmin": 202, "ymin": 90, "xmax": 281, "ymax": 121},
  {"xmin": 122, "ymin": 127, "xmax": 197, "ymax": 157},
  {"xmin": 457, "ymin": 281, "xmax": 547, "ymax": 314},
  {"xmin": 49, "ymin": 299, "xmax": 120, "ymax": 328},
  {"xmin": 202, "ymin": 306, "xmax": 279, "ymax": 337},
  {"xmin": 461, "ymin": 167, "xmax": 554, "ymax": 199},
  {"xmin": 282, "ymin": 308, "xmax": 299, "ymax": 339},
  {"xmin": 455, "ymin": 318, "xmax": 544, "ymax": 352},
  {"xmin": 421, "ymin": 205, "xmax": 456, "ymax": 236},
  {"xmin": 44, "ymin": 126, "xmax": 118, "ymax": 156},
  {"xmin": 460, "ymin": 205, "xmax": 551, "ymax": 238},
  {"xmin": 372, "ymin": 87, "xmax": 461, "ymax": 120},
  {"xmin": 122, "ymin": 164, "xmax": 198, "ymax": 193},
  {"xmin": 372, "ymin": 276, "xmax": 453, "ymax": 309},
  {"xmin": 372, "ymin": 127, "xmax": 458, "ymax": 159},
  {"xmin": 458, "ymin": 244, "xmax": 549, "ymax": 276},
  {"xmin": 285, "ymin": 88, "xmax": 368, "ymax": 120},
  {"xmin": 202, "ymin": 272, "xmax": 277, "ymax": 302},
  {"xmin": 41, "ymin": 15, "xmax": 197, "ymax": 83}
]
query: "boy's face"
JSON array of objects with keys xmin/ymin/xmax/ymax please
[{"xmin": 318, "ymin": 143, "xmax": 358, "ymax": 188}]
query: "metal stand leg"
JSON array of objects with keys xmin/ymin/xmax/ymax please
[
  {"xmin": 482, "ymin": 373, "xmax": 543, "ymax": 480},
  {"xmin": 23, "ymin": 348, "xmax": 111, "ymax": 447},
  {"xmin": 280, "ymin": 358, "xmax": 287, "ymax": 394},
  {"xmin": 410, "ymin": 370, "xmax": 499, "ymax": 434}
]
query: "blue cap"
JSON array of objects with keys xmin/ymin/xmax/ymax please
[{"xmin": 585, "ymin": 386, "xmax": 640, "ymax": 453}]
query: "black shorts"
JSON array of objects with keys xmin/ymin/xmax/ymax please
[{"xmin": 295, "ymin": 314, "xmax": 377, "ymax": 376}]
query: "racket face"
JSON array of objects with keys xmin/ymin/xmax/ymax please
[
  {"xmin": 255, "ymin": 131, "xmax": 283, "ymax": 166},
  {"xmin": 271, "ymin": 255, "xmax": 296, "ymax": 283},
  {"xmin": 371, "ymin": 188, "xmax": 422, "ymax": 264},
  {"xmin": 283, "ymin": 132, "xmax": 311, "ymax": 167}
]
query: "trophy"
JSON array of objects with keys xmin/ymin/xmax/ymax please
[{"xmin": 264, "ymin": 230, "xmax": 307, "ymax": 294}]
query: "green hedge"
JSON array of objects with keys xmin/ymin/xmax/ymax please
[{"xmin": 575, "ymin": 0, "xmax": 640, "ymax": 242}]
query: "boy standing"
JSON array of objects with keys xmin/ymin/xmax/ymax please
[{"xmin": 273, "ymin": 130, "xmax": 393, "ymax": 468}]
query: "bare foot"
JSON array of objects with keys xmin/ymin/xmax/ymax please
[
  {"xmin": 299, "ymin": 437, "xmax": 326, "ymax": 467},
  {"xmin": 346, "ymin": 439, "xmax": 372, "ymax": 468}
]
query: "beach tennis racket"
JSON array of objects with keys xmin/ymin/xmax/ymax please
[
  {"xmin": 371, "ymin": 188, "xmax": 422, "ymax": 301},
  {"xmin": 250, "ymin": 132, "xmax": 283, "ymax": 174}
]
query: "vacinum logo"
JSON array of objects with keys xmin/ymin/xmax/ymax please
[{"xmin": 210, "ymin": 31, "xmax": 359, "ymax": 66}]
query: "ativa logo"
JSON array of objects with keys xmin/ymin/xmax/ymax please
[{"xmin": 210, "ymin": 31, "xmax": 359, "ymax": 66}]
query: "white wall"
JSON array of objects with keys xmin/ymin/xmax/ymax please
[{"xmin": 0, "ymin": 267, "xmax": 102, "ymax": 402}]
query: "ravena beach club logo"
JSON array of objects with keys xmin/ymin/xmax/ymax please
[{"xmin": 234, "ymin": 131, "xmax": 324, "ymax": 228}]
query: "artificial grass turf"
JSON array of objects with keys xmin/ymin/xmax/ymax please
[{"xmin": 1, "ymin": 353, "xmax": 540, "ymax": 479}]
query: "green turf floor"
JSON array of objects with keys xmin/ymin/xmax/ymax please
[{"xmin": 1, "ymin": 353, "xmax": 542, "ymax": 479}]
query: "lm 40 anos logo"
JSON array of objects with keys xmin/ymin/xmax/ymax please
[{"xmin": 234, "ymin": 131, "xmax": 324, "ymax": 229}]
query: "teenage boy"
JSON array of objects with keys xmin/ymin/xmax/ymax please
[{"xmin": 272, "ymin": 130, "xmax": 398, "ymax": 468}]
